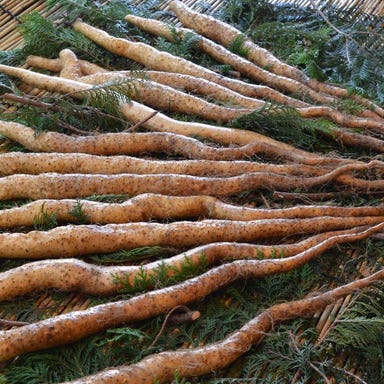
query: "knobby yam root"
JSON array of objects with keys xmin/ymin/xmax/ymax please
[
  {"xmin": 31, "ymin": 53, "xmax": 308, "ymax": 108},
  {"xmin": 0, "ymin": 121, "xmax": 284, "ymax": 160},
  {"xmin": 0, "ymin": 223, "xmax": 383, "ymax": 362},
  {"xmin": 61, "ymin": 266, "xmax": 384, "ymax": 384},
  {"xmin": 1, "ymin": 217, "xmax": 384, "ymax": 259},
  {"xmin": 0, "ymin": 152, "xmax": 333, "ymax": 177},
  {"xmin": 70, "ymin": 20, "xmax": 331, "ymax": 101},
  {"xmin": 1, "ymin": 161, "xmax": 383, "ymax": 200},
  {"xmin": 0, "ymin": 225, "xmax": 382, "ymax": 300},
  {"xmin": 1, "ymin": 194, "xmax": 383, "ymax": 228},
  {"xmin": 1, "ymin": 65, "xmax": 376, "ymax": 163},
  {"xmin": 168, "ymin": 0, "xmax": 384, "ymax": 119},
  {"xmin": 81, "ymin": 71, "xmax": 384, "ymax": 132},
  {"xmin": 124, "ymin": 14, "xmax": 358, "ymax": 109}
]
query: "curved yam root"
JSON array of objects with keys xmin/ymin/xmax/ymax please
[
  {"xmin": 82, "ymin": 71, "xmax": 287, "ymax": 108},
  {"xmin": 0, "ymin": 121, "xmax": 276, "ymax": 160},
  {"xmin": 81, "ymin": 72, "xmax": 384, "ymax": 132},
  {"xmin": 0, "ymin": 224, "xmax": 384, "ymax": 361},
  {"xmin": 62, "ymin": 266, "xmax": 384, "ymax": 384},
  {"xmin": 0, "ymin": 66, "xmax": 332, "ymax": 165},
  {"xmin": 1, "ymin": 194, "xmax": 383, "ymax": 228},
  {"xmin": 1, "ymin": 216, "xmax": 384, "ymax": 259},
  {"xmin": 1, "ymin": 162, "xmax": 383, "ymax": 200},
  {"xmin": 118, "ymin": 102, "xmax": 342, "ymax": 165},
  {"xmin": 0, "ymin": 225, "xmax": 381, "ymax": 300},
  {"xmin": 168, "ymin": 0, "xmax": 310, "ymax": 83},
  {"xmin": 71, "ymin": 20, "xmax": 315, "ymax": 101},
  {"xmin": 168, "ymin": 0, "xmax": 384, "ymax": 119},
  {"xmin": 30, "ymin": 52, "xmax": 309, "ymax": 108},
  {"xmin": 0, "ymin": 66, "xmax": 361, "ymax": 164},
  {"xmin": 124, "ymin": 14, "xmax": 337, "ymax": 106},
  {"xmin": 65, "ymin": 71, "xmax": 259, "ymax": 123},
  {"xmin": 0, "ymin": 152, "xmax": 327, "ymax": 177}
]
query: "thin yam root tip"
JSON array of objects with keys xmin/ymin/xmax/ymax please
[{"xmin": 148, "ymin": 305, "xmax": 200, "ymax": 349}]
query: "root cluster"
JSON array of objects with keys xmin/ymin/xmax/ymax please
[{"xmin": 0, "ymin": 1, "xmax": 383, "ymax": 383}]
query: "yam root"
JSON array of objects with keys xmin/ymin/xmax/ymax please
[
  {"xmin": 168, "ymin": 0, "xmax": 384, "ymax": 119},
  {"xmin": 82, "ymin": 71, "xmax": 384, "ymax": 132},
  {"xmin": 1, "ymin": 194, "xmax": 383, "ymax": 228},
  {"xmin": 124, "ymin": 14, "xmax": 339, "ymax": 107},
  {"xmin": 1, "ymin": 216, "xmax": 384, "ymax": 259},
  {"xmin": 0, "ymin": 225, "xmax": 381, "ymax": 300},
  {"xmin": 0, "ymin": 161, "xmax": 383, "ymax": 201},
  {"xmin": 0, "ymin": 121, "xmax": 287, "ymax": 161},
  {"xmin": 71, "ymin": 20, "xmax": 324, "ymax": 101},
  {"xmin": 26, "ymin": 55, "xmax": 107, "ymax": 75},
  {"xmin": 58, "ymin": 48, "xmax": 83, "ymax": 80},
  {"xmin": 0, "ymin": 152, "xmax": 329, "ymax": 177},
  {"xmin": 0, "ymin": 223, "xmax": 383, "ymax": 361},
  {"xmin": 61, "ymin": 266, "xmax": 384, "ymax": 384},
  {"xmin": 29, "ymin": 54, "xmax": 309, "ymax": 108},
  {"xmin": 1, "ymin": 65, "xmax": 375, "ymax": 163}
]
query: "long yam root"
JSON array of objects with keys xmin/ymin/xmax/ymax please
[
  {"xmin": 1, "ymin": 161, "xmax": 383, "ymax": 200},
  {"xmin": 0, "ymin": 152, "xmax": 330, "ymax": 177},
  {"xmin": 0, "ymin": 121, "xmax": 285, "ymax": 160},
  {"xmin": 71, "ymin": 20, "xmax": 325, "ymax": 101},
  {"xmin": 82, "ymin": 71, "xmax": 384, "ymax": 132},
  {"xmin": 124, "ymin": 14, "xmax": 344, "ymax": 108},
  {"xmin": 1, "ymin": 223, "xmax": 383, "ymax": 361},
  {"xmin": 1, "ymin": 217, "xmax": 384, "ymax": 259},
  {"xmin": 168, "ymin": 0, "xmax": 384, "ymax": 119},
  {"xmin": 0, "ymin": 65, "xmax": 368, "ymax": 164},
  {"xmin": 0, "ymin": 225, "xmax": 381, "ymax": 300},
  {"xmin": 1, "ymin": 194, "xmax": 383, "ymax": 228},
  {"xmin": 61, "ymin": 265, "xmax": 384, "ymax": 384},
  {"xmin": 29, "ymin": 53, "xmax": 308, "ymax": 108}
]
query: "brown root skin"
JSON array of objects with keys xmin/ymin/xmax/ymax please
[
  {"xmin": 168, "ymin": 0, "xmax": 384, "ymax": 119},
  {"xmin": 0, "ymin": 223, "xmax": 383, "ymax": 362},
  {"xmin": 61, "ymin": 266, "xmax": 384, "ymax": 384},
  {"xmin": 1, "ymin": 194, "xmax": 383, "ymax": 228},
  {"xmin": 1, "ymin": 216, "xmax": 384, "ymax": 259},
  {"xmin": 167, "ymin": 0, "xmax": 313, "ymax": 84},
  {"xmin": 0, "ymin": 225, "xmax": 379, "ymax": 301},
  {"xmin": 0, "ymin": 161, "xmax": 382, "ymax": 200}
]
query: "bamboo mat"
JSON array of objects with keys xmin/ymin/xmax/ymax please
[{"xmin": 0, "ymin": 0, "xmax": 382, "ymax": 382}]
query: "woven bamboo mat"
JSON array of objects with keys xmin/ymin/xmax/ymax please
[{"xmin": 0, "ymin": 0, "xmax": 382, "ymax": 382}]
